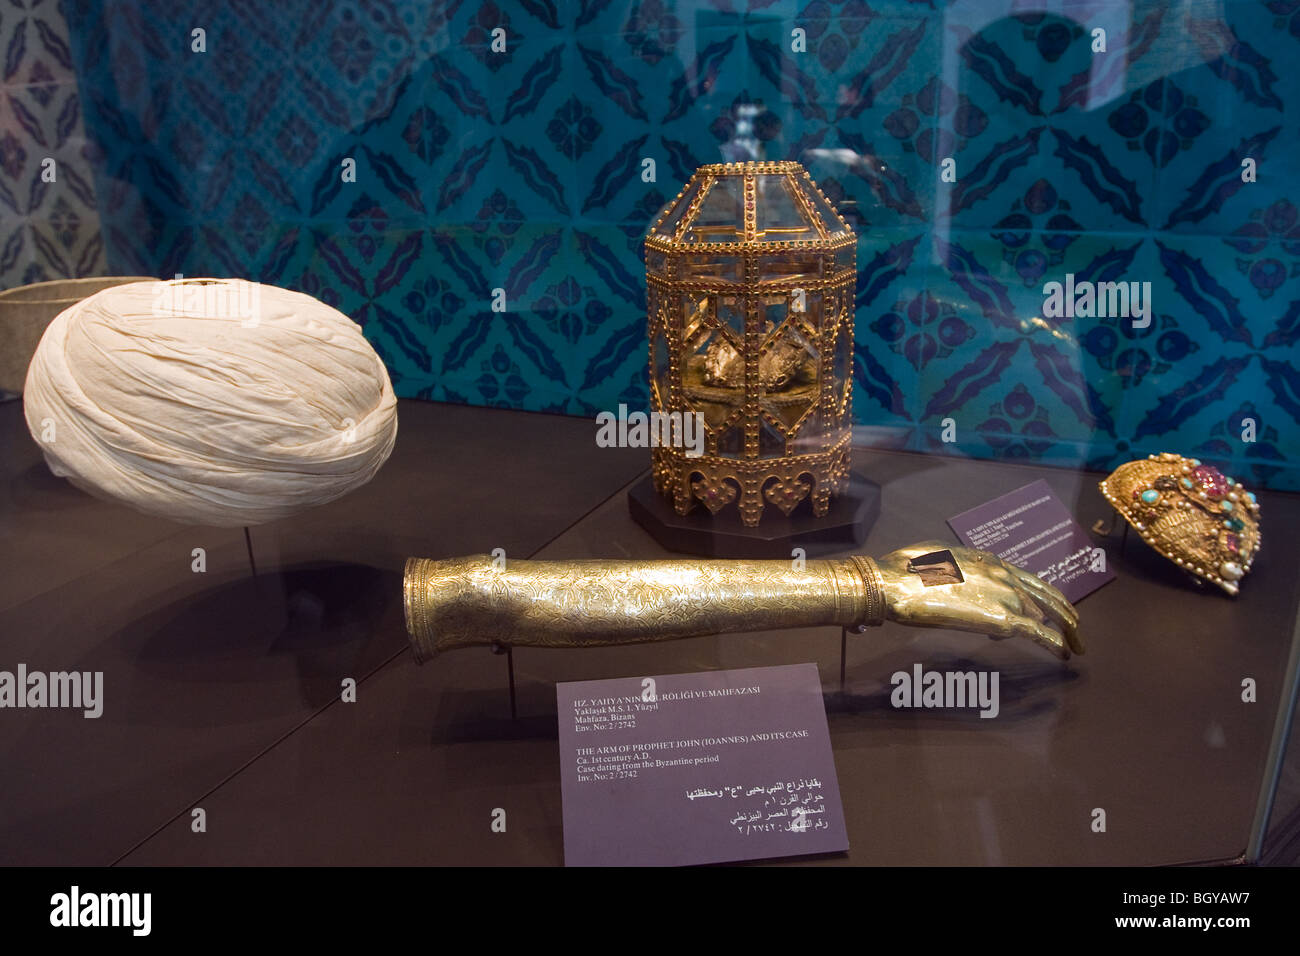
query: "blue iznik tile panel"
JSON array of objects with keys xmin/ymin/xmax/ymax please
[
  {"xmin": 0, "ymin": 0, "xmax": 107, "ymax": 288},
  {"xmin": 52, "ymin": 0, "xmax": 1300, "ymax": 490}
]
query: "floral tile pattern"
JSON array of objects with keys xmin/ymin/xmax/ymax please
[
  {"xmin": 17, "ymin": 0, "xmax": 1296, "ymax": 490},
  {"xmin": 0, "ymin": 0, "xmax": 105, "ymax": 288}
]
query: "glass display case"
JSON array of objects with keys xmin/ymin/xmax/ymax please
[{"xmin": 1, "ymin": 0, "xmax": 1298, "ymax": 869}]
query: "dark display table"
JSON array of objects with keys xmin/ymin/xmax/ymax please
[{"xmin": 2, "ymin": 399, "xmax": 1297, "ymax": 865}]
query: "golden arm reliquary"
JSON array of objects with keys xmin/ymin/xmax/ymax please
[{"xmin": 404, "ymin": 543, "xmax": 1082, "ymax": 663}]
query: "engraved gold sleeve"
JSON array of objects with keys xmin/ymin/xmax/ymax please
[
  {"xmin": 403, "ymin": 542, "xmax": 1082, "ymax": 662},
  {"xmin": 403, "ymin": 554, "xmax": 886, "ymax": 662}
]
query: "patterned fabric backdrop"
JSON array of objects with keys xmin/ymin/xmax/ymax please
[
  {"xmin": 38, "ymin": 1, "xmax": 1300, "ymax": 488},
  {"xmin": 0, "ymin": 0, "xmax": 106, "ymax": 288}
]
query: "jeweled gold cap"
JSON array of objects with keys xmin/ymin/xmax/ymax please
[{"xmin": 1099, "ymin": 452, "xmax": 1261, "ymax": 596}]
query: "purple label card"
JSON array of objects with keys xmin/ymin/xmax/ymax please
[
  {"xmin": 557, "ymin": 663, "xmax": 848, "ymax": 867},
  {"xmin": 947, "ymin": 478, "xmax": 1115, "ymax": 604}
]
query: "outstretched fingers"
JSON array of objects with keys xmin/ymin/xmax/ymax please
[
  {"xmin": 971, "ymin": 601, "xmax": 1066, "ymax": 658},
  {"xmin": 1009, "ymin": 615, "xmax": 1071, "ymax": 659},
  {"xmin": 1005, "ymin": 566, "xmax": 1083, "ymax": 655}
]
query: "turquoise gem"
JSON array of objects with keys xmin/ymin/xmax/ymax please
[
  {"xmin": 1247, "ymin": 492, "xmax": 1257, "ymax": 504},
  {"xmin": 1190, "ymin": 458, "xmax": 1201, "ymax": 466},
  {"xmin": 1140, "ymin": 489, "xmax": 1160, "ymax": 504},
  {"xmin": 1224, "ymin": 476, "xmax": 1235, "ymax": 486},
  {"xmin": 1221, "ymin": 500, "xmax": 1234, "ymax": 512},
  {"xmin": 1181, "ymin": 477, "xmax": 1193, "ymax": 489}
]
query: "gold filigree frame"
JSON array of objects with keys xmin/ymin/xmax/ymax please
[{"xmin": 645, "ymin": 161, "xmax": 857, "ymax": 527}]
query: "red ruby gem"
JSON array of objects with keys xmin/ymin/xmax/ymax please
[
  {"xmin": 1191, "ymin": 464, "xmax": 1229, "ymax": 499},
  {"xmin": 1226, "ymin": 533, "xmax": 1240, "ymax": 553}
]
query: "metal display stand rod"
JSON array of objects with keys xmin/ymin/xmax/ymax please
[
  {"xmin": 492, "ymin": 643, "xmax": 517, "ymax": 719},
  {"xmin": 243, "ymin": 526, "xmax": 258, "ymax": 577}
]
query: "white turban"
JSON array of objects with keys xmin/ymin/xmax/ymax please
[{"xmin": 23, "ymin": 279, "xmax": 398, "ymax": 527}]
